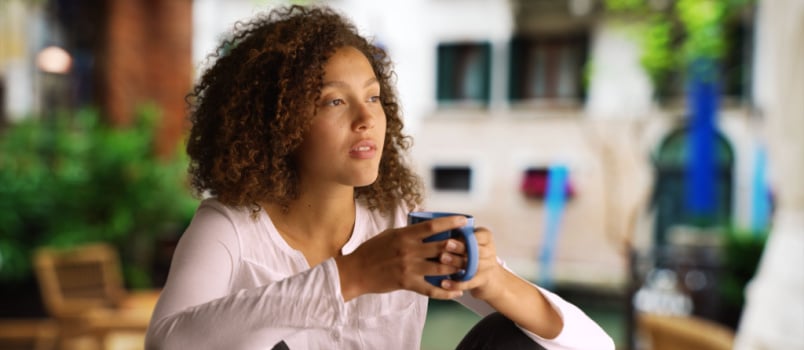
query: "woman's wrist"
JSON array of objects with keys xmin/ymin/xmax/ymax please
[
  {"xmin": 334, "ymin": 254, "xmax": 363, "ymax": 302},
  {"xmin": 470, "ymin": 264, "xmax": 509, "ymax": 303},
  {"xmin": 488, "ymin": 270, "xmax": 564, "ymax": 338}
]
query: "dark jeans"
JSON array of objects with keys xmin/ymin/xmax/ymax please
[
  {"xmin": 271, "ymin": 340, "xmax": 290, "ymax": 350},
  {"xmin": 271, "ymin": 312, "xmax": 546, "ymax": 350},
  {"xmin": 455, "ymin": 312, "xmax": 547, "ymax": 350}
]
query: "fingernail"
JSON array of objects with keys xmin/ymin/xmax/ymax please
[
  {"xmin": 441, "ymin": 254, "xmax": 452, "ymax": 263},
  {"xmin": 442, "ymin": 280, "xmax": 452, "ymax": 289},
  {"xmin": 446, "ymin": 240, "xmax": 457, "ymax": 251}
]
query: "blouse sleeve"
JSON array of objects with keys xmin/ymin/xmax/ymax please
[
  {"xmin": 455, "ymin": 259, "xmax": 615, "ymax": 350},
  {"xmin": 144, "ymin": 204, "xmax": 347, "ymax": 349}
]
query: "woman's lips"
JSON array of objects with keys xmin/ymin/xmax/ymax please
[{"xmin": 349, "ymin": 140, "xmax": 377, "ymax": 159}]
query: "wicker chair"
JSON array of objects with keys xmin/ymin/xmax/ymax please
[
  {"xmin": 637, "ymin": 312, "xmax": 735, "ymax": 350},
  {"xmin": 33, "ymin": 243, "xmax": 159, "ymax": 350}
]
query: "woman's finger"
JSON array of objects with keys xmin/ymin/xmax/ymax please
[
  {"xmin": 416, "ymin": 240, "xmax": 458, "ymax": 259},
  {"xmin": 411, "ymin": 259, "xmax": 462, "ymax": 278},
  {"xmin": 444, "ymin": 239, "xmax": 465, "ymax": 254},
  {"xmin": 402, "ymin": 262, "xmax": 465, "ymax": 299},
  {"xmin": 408, "ymin": 215, "xmax": 469, "ymax": 240},
  {"xmin": 439, "ymin": 252, "xmax": 467, "ymax": 269},
  {"xmin": 440, "ymin": 278, "xmax": 478, "ymax": 292},
  {"xmin": 473, "ymin": 227, "xmax": 493, "ymax": 245},
  {"xmin": 418, "ymin": 282, "xmax": 464, "ymax": 300}
]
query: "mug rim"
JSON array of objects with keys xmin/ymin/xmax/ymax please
[{"xmin": 408, "ymin": 211, "xmax": 474, "ymax": 220}]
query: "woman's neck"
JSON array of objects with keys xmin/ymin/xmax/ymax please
[{"xmin": 261, "ymin": 186, "xmax": 356, "ymax": 255}]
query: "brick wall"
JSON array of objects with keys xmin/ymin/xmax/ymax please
[{"xmin": 104, "ymin": 0, "xmax": 192, "ymax": 156}]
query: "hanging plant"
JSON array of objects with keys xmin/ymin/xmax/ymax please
[{"xmin": 604, "ymin": 0, "xmax": 754, "ymax": 93}]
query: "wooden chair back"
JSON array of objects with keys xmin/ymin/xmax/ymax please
[
  {"xmin": 33, "ymin": 243, "xmax": 126, "ymax": 319},
  {"xmin": 637, "ymin": 312, "xmax": 735, "ymax": 350}
]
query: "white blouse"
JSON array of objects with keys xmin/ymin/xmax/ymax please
[{"xmin": 145, "ymin": 198, "xmax": 614, "ymax": 349}]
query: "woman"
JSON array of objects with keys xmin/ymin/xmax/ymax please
[{"xmin": 145, "ymin": 5, "xmax": 614, "ymax": 349}]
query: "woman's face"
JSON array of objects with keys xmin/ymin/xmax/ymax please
[{"xmin": 295, "ymin": 46, "xmax": 387, "ymax": 190}]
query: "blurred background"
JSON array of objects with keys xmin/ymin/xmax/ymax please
[{"xmin": 2, "ymin": 0, "xmax": 802, "ymax": 349}]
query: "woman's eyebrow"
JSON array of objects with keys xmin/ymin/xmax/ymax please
[
  {"xmin": 322, "ymin": 77, "xmax": 379, "ymax": 89},
  {"xmin": 363, "ymin": 77, "xmax": 379, "ymax": 88}
]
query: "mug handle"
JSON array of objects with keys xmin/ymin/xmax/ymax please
[
  {"xmin": 423, "ymin": 227, "xmax": 479, "ymax": 286},
  {"xmin": 452, "ymin": 227, "xmax": 478, "ymax": 282}
]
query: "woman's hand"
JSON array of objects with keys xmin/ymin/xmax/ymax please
[
  {"xmin": 437, "ymin": 227, "xmax": 507, "ymax": 302},
  {"xmin": 438, "ymin": 227, "xmax": 566, "ymax": 339},
  {"xmin": 334, "ymin": 215, "xmax": 469, "ymax": 301}
]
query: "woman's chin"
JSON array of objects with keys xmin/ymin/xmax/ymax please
[{"xmin": 353, "ymin": 173, "xmax": 379, "ymax": 188}]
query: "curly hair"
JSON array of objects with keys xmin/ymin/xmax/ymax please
[{"xmin": 186, "ymin": 5, "xmax": 423, "ymax": 214}]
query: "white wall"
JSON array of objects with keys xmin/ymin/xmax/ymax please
[
  {"xmin": 413, "ymin": 112, "xmax": 635, "ymax": 288},
  {"xmin": 736, "ymin": 1, "xmax": 804, "ymax": 348},
  {"xmin": 585, "ymin": 19, "xmax": 655, "ymax": 120}
]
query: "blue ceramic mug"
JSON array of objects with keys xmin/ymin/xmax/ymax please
[{"xmin": 407, "ymin": 211, "xmax": 479, "ymax": 287}]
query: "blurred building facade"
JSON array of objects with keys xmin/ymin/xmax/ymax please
[
  {"xmin": 4, "ymin": 1, "xmax": 797, "ymax": 346},
  {"xmin": 313, "ymin": 0, "xmax": 761, "ymax": 294}
]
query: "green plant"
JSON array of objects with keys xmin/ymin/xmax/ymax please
[
  {"xmin": 719, "ymin": 227, "xmax": 766, "ymax": 312},
  {"xmin": 0, "ymin": 106, "xmax": 198, "ymax": 288},
  {"xmin": 603, "ymin": 0, "xmax": 754, "ymax": 92}
]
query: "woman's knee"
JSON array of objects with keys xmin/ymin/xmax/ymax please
[{"xmin": 455, "ymin": 312, "xmax": 546, "ymax": 350}]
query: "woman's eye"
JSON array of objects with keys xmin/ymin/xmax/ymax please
[
  {"xmin": 327, "ymin": 99, "xmax": 344, "ymax": 106},
  {"xmin": 368, "ymin": 95, "xmax": 380, "ymax": 103}
]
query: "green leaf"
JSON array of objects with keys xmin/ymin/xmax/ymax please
[{"xmin": 0, "ymin": 106, "xmax": 198, "ymax": 286}]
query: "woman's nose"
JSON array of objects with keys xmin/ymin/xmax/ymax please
[{"xmin": 352, "ymin": 103, "xmax": 376, "ymax": 131}]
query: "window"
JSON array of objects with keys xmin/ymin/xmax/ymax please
[
  {"xmin": 520, "ymin": 167, "xmax": 575, "ymax": 199},
  {"xmin": 721, "ymin": 20, "xmax": 753, "ymax": 100},
  {"xmin": 508, "ymin": 34, "xmax": 588, "ymax": 105},
  {"xmin": 651, "ymin": 125, "xmax": 734, "ymax": 246},
  {"xmin": 432, "ymin": 166, "xmax": 472, "ymax": 191},
  {"xmin": 436, "ymin": 42, "xmax": 492, "ymax": 106}
]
